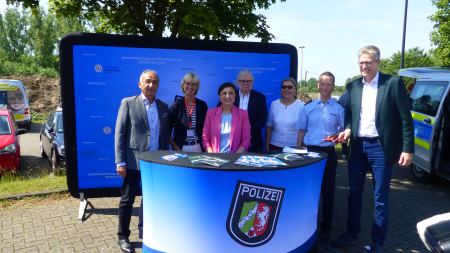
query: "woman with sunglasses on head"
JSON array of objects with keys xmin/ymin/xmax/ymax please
[
  {"xmin": 169, "ymin": 73, "xmax": 208, "ymax": 152},
  {"xmin": 265, "ymin": 77, "xmax": 305, "ymax": 151},
  {"xmin": 202, "ymin": 82, "xmax": 250, "ymax": 153}
]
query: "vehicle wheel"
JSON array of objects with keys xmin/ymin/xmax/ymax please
[
  {"xmin": 40, "ymin": 139, "xmax": 47, "ymax": 158},
  {"xmin": 411, "ymin": 164, "xmax": 434, "ymax": 183},
  {"xmin": 51, "ymin": 149, "xmax": 60, "ymax": 174}
]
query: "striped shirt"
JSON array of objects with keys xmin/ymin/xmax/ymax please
[{"xmin": 185, "ymin": 103, "xmax": 198, "ymax": 143}]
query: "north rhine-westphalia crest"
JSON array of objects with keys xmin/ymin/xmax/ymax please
[{"xmin": 226, "ymin": 181, "xmax": 284, "ymax": 247}]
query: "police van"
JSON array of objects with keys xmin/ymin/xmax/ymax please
[
  {"xmin": 0, "ymin": 79, "xmax": 31, "ymax": 130},
  {"xmin": 398, "ymin": 67, "xmax": 450, "ymax": 182}
]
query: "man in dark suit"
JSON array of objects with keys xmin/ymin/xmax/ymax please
[
  {"xmin": 115, "ymin": 69, "xmax": 170, "ymax": 252},
  {"xmin": 234, "ymin": 69, "xmax": 267, "ymax": 152},
  {"xmin": 332, "ymin": 45, "xmax": 414, "ymax": 253}
]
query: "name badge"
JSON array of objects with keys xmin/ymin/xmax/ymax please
[{"xmin": 187, "ymin": 129, "xmax": 195, "ymax": 137}]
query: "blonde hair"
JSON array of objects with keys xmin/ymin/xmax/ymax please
[{"xmin": 181, "ymin": 72, "xmax": 200, "ymax": 95}]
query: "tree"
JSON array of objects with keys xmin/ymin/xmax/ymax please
[
  {"xmin": 380, "ymin": 47, "xmax": 434, "ymax": 75},
  {"xmin": 28, "ymin": 8, "xmax": 58, "ymax": 68},
  {"xmin": 429, "ymin": 0, "xmax": 450, "ymax": 66},
  {"xmin": 11, "ymin": 0, "xmax": 285, "ymax": 42},
  {"xmin": 304, "ymin": 77, "xmax": 318, "ymax": 93},
  {"xmin": 344, "ymin": 75, "xmax": 361, "ymax": 85},
  {"xmin": 0, "ymin": 8, "xmax": 29, "ymax": 61}
]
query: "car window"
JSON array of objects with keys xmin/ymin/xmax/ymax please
[
  {"xmin": 0, "ymin": 91, "xmax": 6, "ymax": 105},
  {"xmin": 410, "ymin": 81, "xmax": 448, "ymax": 117},
  {"xmin": 56, "ymin": 114, "xmax": 64, "ymax": 133},
  {"xmin": 46, "ymin": 113, "xmax": 54, "ymax": 128},
  {"xmin": 0, "ymin": 115, "xmax": 11, "ymax": 134}
]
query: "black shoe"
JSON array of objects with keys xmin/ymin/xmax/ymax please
[
  {"xmin": 331, "ymin": 233, "xmax": 358, "ymax": 248},
  {"xmin": 368, "ymin": 242, "xmax": 383, "ymax": 253},
  {"xmin": 318, "ymin": 230, "xmax": 331, "ymax": 241},
  {"xmin": 118, "ymin": 238, "xmax": 133, "ymax": 253}
]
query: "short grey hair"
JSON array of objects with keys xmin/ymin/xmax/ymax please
[
  {"xmin": 236, "ymin": 69, "xmax": 254, "ymax": 81},
  {"xmin": 358, "ymin": 45, "xmax": 381, "ymax": 61},
  {"xmin": 281, "ymin": 77, "xmax": 298, "ymax": 98},
  {"xmin": 140, "ymin": 69, "xmax": 159, "ymax": 82}
]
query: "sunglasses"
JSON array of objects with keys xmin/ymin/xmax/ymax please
[{"xmin": 282, "ymin": 85, "xmax": 294, "ymax": 90}]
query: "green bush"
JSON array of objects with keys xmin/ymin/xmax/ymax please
[
  {"xmin": 0, "ymin": 59, "xmax": 58, "ymax": 78},
  {"xmin": 31, "ymin": 111, "xmax": 50, "ymax": 124}
]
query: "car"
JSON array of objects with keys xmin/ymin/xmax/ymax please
[
  {"xmin": 0, "ymin": 79, "xmax": 32, "ymax": 130},
  {"xmin": 40, "ymin": 105, "xmax": 65, "ymax": 173},
  {"xmin": 398, "ymin": 67, "xmax": 450, "ymax": 183},
  {"xmin": 0, "ymin": 107, "xmax": 26, "ymax": 174}
]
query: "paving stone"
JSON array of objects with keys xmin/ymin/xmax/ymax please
[{"xmin": 1, "ymin": 159, "xmax": 450, "ymax": 252}]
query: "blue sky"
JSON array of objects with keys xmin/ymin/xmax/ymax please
[
  {"xmin": 1, "ymin": 0, "xmax": 436, "ymax": 85},
  {"xmin": 232, "ymin": 0, "xmax": 436, "ymax": 85}
]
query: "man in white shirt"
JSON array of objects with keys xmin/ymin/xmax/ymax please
[
  {"xmin": 234, "ymin": 69, "xmax": 267, "ymax": 152},
  {"xmin": 332, "ymin": 45, "xmax": 414, "ymax": 253}
]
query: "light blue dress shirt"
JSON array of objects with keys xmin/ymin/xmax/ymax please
[
  {"xmin": 219, "ymin": 113, "xmax": 232, "ymax": 153},
  {"xmin": 298, "ymin": 98, "xmax": 345, "ymax": 147},
  {"xmin": 143, "ymin": 96, "xmax": 160, "ymax": 151}
]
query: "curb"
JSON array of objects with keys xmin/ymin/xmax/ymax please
[{"xmin": 0, "ymin": 188, "xmax": 68, "ymax": 201}]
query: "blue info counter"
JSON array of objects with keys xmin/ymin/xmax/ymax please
[{"xmin": 138, "ymin": 151, "xmax": 327, "ymax": 253}]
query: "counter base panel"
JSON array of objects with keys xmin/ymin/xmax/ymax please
[{"xmin": 140, "ymin": 159, "xmax": 326, "ymax": 253}]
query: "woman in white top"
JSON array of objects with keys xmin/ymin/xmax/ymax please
[{"xmin": 266, "ymin": 77, "xmax": 305, "ymax": 151}]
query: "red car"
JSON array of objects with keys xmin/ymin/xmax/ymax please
[{"xmin": 0, "ymin": 107, "xmax": 26, "ymax": 174}]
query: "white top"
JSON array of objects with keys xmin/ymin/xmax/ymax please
[
  {"xmin": 266, "ymin": 99, "xmax": 304, "ymax": 147},
  {"xmin": 358, "ymin": 72, "xmax": 379, "ymax": 137},
  {"xmin": 239, "ymin": 90, "xmax": 250, "ymax": 111},
  {"xmin": 219, "ymin": 113, "xmax": 232, "ymax": 153}
]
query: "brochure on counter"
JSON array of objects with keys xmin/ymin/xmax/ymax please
[
  {"xmin": 272, "ymin": 153, "xmax": 305, "ymax": 161},
  {"xmin": 235, "ymin": 155, "xmax": 287, "ymax": 167},
  {"xmin": 161, "ymin": 153, "xmax": 188, "ymax": 161},
  {"xmin": 188, "ymin": 155, "xmax": 230, "ymax": 167},
  {"xmin": 283, "ymin": 146, "xmax": 308, "ymax": 154},
  {"xmin": 306, "ymin": 152, "xmax": 321, "ymax": 158}
]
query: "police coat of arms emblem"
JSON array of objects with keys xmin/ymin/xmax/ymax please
[{"xmin": 226, "ymin": 181, "xmax": 285, "ymax": 247}]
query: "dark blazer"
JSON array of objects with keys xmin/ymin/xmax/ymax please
[
  {"xmin": 115, "ymin": 95, "xmax": 170, "ymax": 170},
  {"xmin": 169, "ymin": 96, "xmax": 208, "ymax": 150},
  {"xmin": 345, "ymin": 72, "xmax": 414, "ymax": 164},
  {"xmin": 234, "ymin": 89, "xmax": 267, "ymax": 152}
]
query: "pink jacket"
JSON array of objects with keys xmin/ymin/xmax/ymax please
[{"xmin": 202, "ymin": 106, "xmax": 251, "ymax": 153}]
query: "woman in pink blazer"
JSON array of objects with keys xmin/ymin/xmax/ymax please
[{"xmin": 202, "ymin": 82, "xmax": 251, "ymax": 153}]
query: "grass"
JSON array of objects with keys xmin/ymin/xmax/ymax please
[
  {"xmin": 0, "ymin": 192, "xmax": 70, "ymax": 209},
  {"xmin": 0, "ymin": 171, "xmax": 67, "ymax": 198}
]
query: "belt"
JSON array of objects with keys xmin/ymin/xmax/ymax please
[
  {"xmin": 357, "ymin": 136, "xmax": 379, "ymax": 142},
  {"xmin": 185, "ymin": 140, "xmax": 199, "ymax": 145}
]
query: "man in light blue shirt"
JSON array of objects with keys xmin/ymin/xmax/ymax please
[
  {"xmin": 297, "ymin": 71, "xmax": 345, "ymax": 242},
  {"xmin": 115, "ymin": 70, "xmax": 170, "ymax": 252}
]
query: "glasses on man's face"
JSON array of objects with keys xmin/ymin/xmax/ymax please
[
  {"xmin": 238, "ymin": 79, "xmax": 253, "ymax": 84},
  {"xmin": 358, "ymin": 61, "xmax": 374, "ymax": 67},
  {"xmin": 282, "ymin": 85, "xmax": 294, "ymax": 90}
]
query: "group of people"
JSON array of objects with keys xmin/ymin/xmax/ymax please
[{"xmin": 114, "ymin": 45, "xmax": 414, "ymax": 253}]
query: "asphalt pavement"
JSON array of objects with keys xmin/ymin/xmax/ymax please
[
  {"xmin": 18, "ymin": 123, "xmax": 52, "ymax": 177},
  {"xmin": 2, "ymin": 127, "xmax": 450, "ymax": 252}
]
